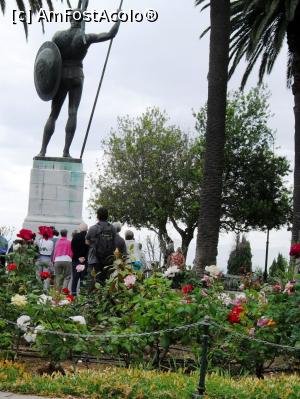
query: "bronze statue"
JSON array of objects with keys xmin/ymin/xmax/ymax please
[{"xmin": 34, "ymin": 4, "xmax": 120, "ymax": 158}]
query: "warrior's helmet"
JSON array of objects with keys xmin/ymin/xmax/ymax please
[{"xmin": 67, "ymin": 0, "xmax": 89, "ymax": 26}]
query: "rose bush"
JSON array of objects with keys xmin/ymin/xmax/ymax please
[{"xmin": 1, "ymin": 245, "xmax": 300, "ymax": 377}]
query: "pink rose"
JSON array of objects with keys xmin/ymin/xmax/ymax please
[
  {"xmin": 273, "ymin": 283, "xmax": 282, "ymax": 292},
  {"xmin": 201, "ymin": 274, "xmax": 213, "ymax": 287},
  {"xmin": 284, "ymin": 281, "xmax": 296, "ymax": 295},
  {"xmin": 76, "ymin": 264, "xmax": 85, "ymax": 272},
  {"xmin": 257, "ymin": 317, "xmax": 269, "ymax": 327},
  {"xmin": 124, "ymin": 275, "xmax": 136, "ymax": 288},
  {"xmin": 232, "ymin": 293, "xmax": 247, "ymax": 306}
]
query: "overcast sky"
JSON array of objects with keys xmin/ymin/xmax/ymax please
[{"xmin": 0, "ymin": 0, "xmax": 295, "ymax": 269}]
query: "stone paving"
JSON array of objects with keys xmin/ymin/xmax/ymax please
[{"xmin": 0, "ymin": 393, "xmax": 58, "ymax": 399}]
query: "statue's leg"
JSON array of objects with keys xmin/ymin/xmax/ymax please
[
  {"xmin": 63, "ymin": 79, "xmax": 83, "ymax": 158},
  {"xmin": 37, "ymin": 87, "xmax": 68, "ymax": 157}
]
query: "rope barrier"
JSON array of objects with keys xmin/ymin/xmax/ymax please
[
  {"xmin": 209, "ymin": 320, "xmax": 299, "ymax": 352},
  {"xmin": 0, "ymin": 317, "xmax": 205, "ymax": 340},
  {"xmin": 1, "ymin": 315, "xmax": 299, "ymax": 352}
]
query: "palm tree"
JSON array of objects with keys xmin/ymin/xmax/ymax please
[
  {"xmin": 193, "ymin": 0, "xmax": 231, "ymax": 274},
  {"xmin": 228, "ymin": 1, "xmax": 300, "ymax": 242},
  {"xmin": 0, "ymin": 1, "xmax": 66, "ymax": 38}
]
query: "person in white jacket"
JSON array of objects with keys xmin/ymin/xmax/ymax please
[{"xmin": 125, "ymin": 230, "xmax": 143, "ymax": 271}]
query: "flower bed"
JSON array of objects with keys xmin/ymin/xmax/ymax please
[{"xmin": 1, "ymin": 242, "xmax": 300, "ymax": 378}]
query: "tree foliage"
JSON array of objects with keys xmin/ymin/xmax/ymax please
[
  {"xmin": 90, "ymin": 88, "xmax": 291, "ymax": 257},
  {"xmin": 227, "ymin": 234, "xmax": 252, "ymax": 275},
  {"xmin": 195, "ymin": 86, "xmax": 292, "ymax": 232},
  {"xmin": 269, "ymin": 253, "xmax": 288, "ymax": 278},
  {"xmin": 89, "ymin": 107, "xmax": 202, "ymax": 256}
]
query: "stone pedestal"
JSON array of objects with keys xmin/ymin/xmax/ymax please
[{"xmin": 23, "ymin": 157, "xmax": 85, "ymax": 235}]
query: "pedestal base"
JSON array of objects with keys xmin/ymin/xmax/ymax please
[{"xmin": 23, "ymin": 157, "xmax": 85, "ymax": 236}]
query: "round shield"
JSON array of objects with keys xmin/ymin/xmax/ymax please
[{"xmin": 34, "ymin": 41, "xmax": 62, "ymax": 101}]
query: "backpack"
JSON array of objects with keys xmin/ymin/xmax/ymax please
[{"xmin": 95, "ymin": 223, "xmax": 115, "ymax": 264}]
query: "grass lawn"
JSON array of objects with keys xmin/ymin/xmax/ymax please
[{"xmin": 0, "ymin": 361, "xmax": 300, "ymax": 398}]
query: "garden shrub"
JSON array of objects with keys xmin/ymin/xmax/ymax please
[{"xmin": 1, "ymin": 244, "xmax": 300, "ymax": 378}]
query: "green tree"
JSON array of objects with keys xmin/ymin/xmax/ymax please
[
  {"xmin": 89, "ymin": 107, "xmax": 202, "ymax": 257},
  {"xmin": 226, "ymin": 1, "xmax": 300, "ymax": 242},
  {"xmin": 90, "ymin": 88, "xmax": 291, "ymax": 259},
  {"xmin": 195, "ymin": 86, "xmax": 292, "ymax": 234},
  {"xmin": 194, "ymin": 0, "xmax": 231, "ymax": 274},
  {"xmin": 269, "ymin": 253, "xmax": 288, "ymax": 278},
  {"xmin": 227, "ymin": 234, "xmax": 253, "ymax": 275},
  {"xmin": 0, "ymin": 1, "xmax": 66, "ymax": 38}
]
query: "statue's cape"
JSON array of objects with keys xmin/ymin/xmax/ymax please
[{"xmin": 34, "ymin": 41, "xmax": 62, "ymax": 101}]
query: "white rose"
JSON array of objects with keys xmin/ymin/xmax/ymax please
[
  {"xmin": 17, "ymin": 315, "xmax": 31, "ymax": 332},
  {"xmin": 24, "ymin": 325, "xmax": 45, "ymax": 343},
  {"xmin": 70, "ymin": 316, "xmax": 86, "ymax": 325},
  {"xmin": 164, "ymin": 266, "xmax": 180, "ymax": 278},
  {"xmin": 11, "ymin": 294, "xmax": 27, "ymax": 307},
  {"xmin": 205, "ymin": 265, "xmax": 221, "ymax": 278},
  {"xmin": 218, "ymin": 293, "xmax": 232, "ymax": 306},
  {"xmin": 58, "ymin": 300, "xmax": 70, "ymax": 306},
  {"xmin": 24, "ymin": 332, "xmax": 36, "ymax": 343},
  {"xmin": 38, "ymin": 294, "xmax": 53, "ymax": 305}
]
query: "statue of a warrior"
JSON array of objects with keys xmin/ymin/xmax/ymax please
[{"xmin": 34, "ymin": 2, "xmax": 120, "ymax": 158}]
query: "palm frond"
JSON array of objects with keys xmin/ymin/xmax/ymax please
[
  {"xmin": 5, "ymin": 0, "xmax": 67, "ymax": 38},
  {"xmin": 197, "ymin": 0, "xmax": 300, "ymax": 87},
  {"xmin": 229, "ymin": 0, "xmax": 298, "ymax": 87},
  {"xmin": 0, "ymin": 0, "xmax": 5, "ymax": 14},
  {"xmin": 15, "ymin": 0, "xmax": 28, "ymax": 38},
  {"xmin": 287, "ymin": 51, "xmax": 293, "ymax": 87},
  {"xmin": 46, "ymin": 0, "xmax": 54, "ymax": 11},
  {"xmin": 200, "ymin": 26, "xmax": 210, "ymax": 38},
  {"xmin": 285, "ymin": 0, "xmax": 299, "ymax": 21}
]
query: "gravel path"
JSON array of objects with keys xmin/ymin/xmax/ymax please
[{"xmin": 0, "ymin": 393, "xmax": 59, "ymax": 399}]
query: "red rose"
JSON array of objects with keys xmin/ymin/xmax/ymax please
[
  {"xmin": 66, "ymin": 295, "xmax": 74, "ymax": 302},
  {"xmin": 228, "ymin": 312, "xmax": 241, "ymax": 324},
  {"xmin": 40, "ymin": 271, "xmax": 51, "ymax": 280},
  {"xmin": 7, "ymin": 263, "xmax": 17, "ymax": 272},
  {"xmin": 182, "ymin": 284, "xmax": 194, "ymax": 295},
  {"xmin": 232, "ymin": 305, "xmax": 244, "ymax": 314},
  {"xmin": 62, "ymin": 288, "xmax": 70, "ymax": 295},
  {"xmin": 17, "ymin": 229, "xmax": 35, "ymax": 242},
  {"xmin": 227, "ymin": 305, "xmax": 244, "ymax": 324},
  {"xmin": 38, "ymin": 226, "xmax": 53, "ymax": 240},
  {"xmin": 290, "ymin": 243, "xmax": 300, "ymax": 258}
]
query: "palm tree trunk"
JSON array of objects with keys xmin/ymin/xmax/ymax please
[
  {"xmin": 194, "ymin": 0, "xmax": 230, "ymax": 276},
  {"xmin": 288, "ymin": 5, "xmax": 300, "ymax": 242},
  {"xmin": 292, "ymin": 52, "xmax": 300, "ymax": 242}
]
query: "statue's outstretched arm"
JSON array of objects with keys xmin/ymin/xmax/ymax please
[{"xmin": 86, "ymin": 20, "xmax": 120, "ymax": 45}]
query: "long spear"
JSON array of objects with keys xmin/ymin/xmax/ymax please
[{"xmin": 80, "ymin": 0, "xmax": 124, "ymax": 159}]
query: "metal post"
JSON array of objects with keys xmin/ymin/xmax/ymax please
[
  {"xmin": 263, "ymin": 229, "xmax": 270, "ymax": 282},
  {"xmin": 192, "ymin": 317, "xmax": 210, "ymax": 398},
  {"xmin": 80, "ymin": 0, "xmax": 124, "ymax": 159}
]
